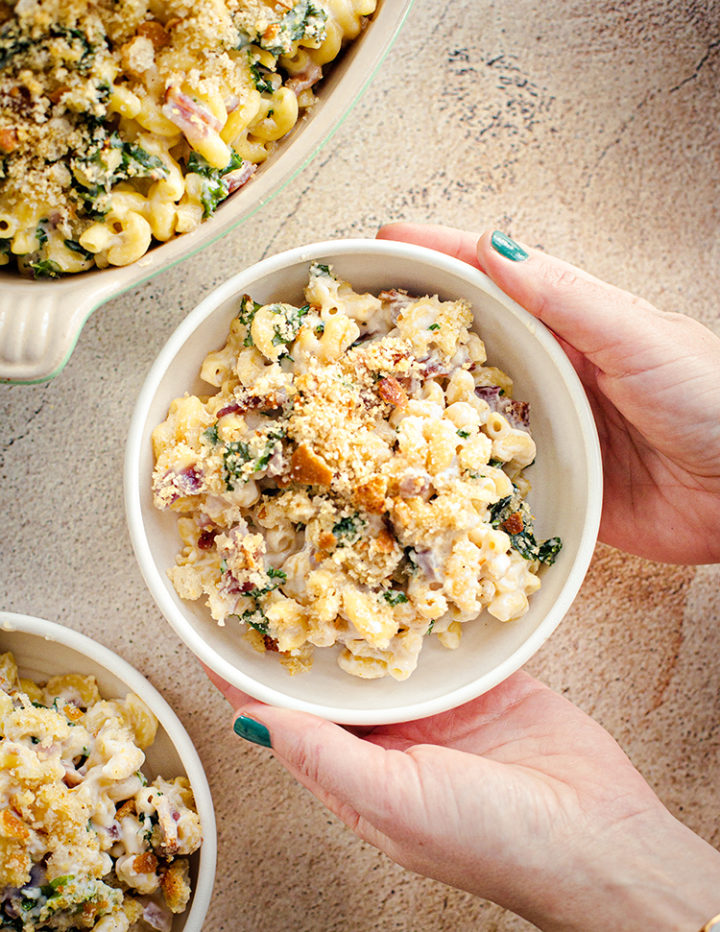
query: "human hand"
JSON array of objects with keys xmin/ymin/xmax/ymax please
[
  {"xmin": 377, "ymin": 223, "xmax": 720, "ymax": 565},
  {"xmin": 208, "ymin": 667, "xmax": 720, "ymax": 931}
]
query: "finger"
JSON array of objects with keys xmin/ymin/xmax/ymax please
[
  {"xmin": 475, "ymin": 230, "xmax": 666, "ymax": 375},
  {"xmin": 230, "ymin": 699, "xmax": 423, "ymax": 834},
  {"xmin": 377, "ymin": 222, "xmax": 481, "ymax": 267}
]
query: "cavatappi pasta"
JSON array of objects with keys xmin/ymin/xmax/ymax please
[
  {"xmin": 0, "ymin": 0, "xmax": 376, "ymax": 277},
  {"xmin": 0, "ymin": 651, "xmax": 202, "ymax": 931},
  {"xmin": 151, "ymin": 264, "xmax": 562, "ymax": 680}
]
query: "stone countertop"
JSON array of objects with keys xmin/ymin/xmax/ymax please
[{"xmin": 2, "ymin": 1, "xmax": 719, "ymax": 929}]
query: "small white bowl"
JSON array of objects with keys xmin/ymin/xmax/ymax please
[
  {"xmin": 125, "ymin": 238, "xmax": 603, "ymax": 725},
  {"xmin": 0, "ymin": 611, "xmax": 216, "ymax": 932}
]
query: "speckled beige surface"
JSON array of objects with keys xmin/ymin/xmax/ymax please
[{"xmin": 2, "ymin": 1, "xmax": 720, "ymax": 929}]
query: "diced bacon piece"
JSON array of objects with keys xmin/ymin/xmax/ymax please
[
  {"xmin": 379, "ymin": 288, "xmax": 417, "ymax": 322},
  {"xmin": 224, "ymin": 162, "xmax": 256, "ymax": 194},
  {"xmin": 162, "ymin": 86, "xmax": 222, "ymax": 146},
  {"xmin": 475, "ymin": 386, "xmax": 530, "ymax": 430},
  {"xmin": 286, "ymin": 61, "xmax": 323, "ymax": 95}
]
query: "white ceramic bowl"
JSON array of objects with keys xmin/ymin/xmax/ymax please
[
  {"xmin": 0, "ymin": 611, "xmax": 216, "ymax": 932},
  {"xmin": 125, "ymin": 238, "xmax": 603, "ymax": 725},
  {"xmin": 0, "ymin": 1, "xmax": 413, "ymax": 384}
]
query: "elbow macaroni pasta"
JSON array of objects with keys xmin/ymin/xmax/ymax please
[
  {"xmin": 0, "ymin": 651, "xmax": 203, "ymax": 931},
  {"xmin": 151, "ymin": 264, "xmax": 563, "ymax": 681},
  {"xmin": 0, "ymin": 0, "xmax": 376, "ymax": 277}
]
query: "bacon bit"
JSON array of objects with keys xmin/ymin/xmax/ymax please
[
  {"xmin": 63, "ymin": 704, "xmax": 83, "ymax": 722},
  {"xmin": 500, "ymin": 512, "xmax": 524, "ymax": 535},
  {"xmin": 289, "ymin": 444, "xmax": 333, "ymax": 486},
  {"xmin": 224, "ymin": 161, "xmax": 256, "ymax": 194},
  {"xmin": 377, "ymin": 376, "xmax": 408, "ymax": 407},
  {"xmin": 0, "ymin": 127, "xmax": 18, "ymax": 153},
  {"xmin": 217, "ymin": 402, "xmax": 243, "ymax": 418},
  {"xmin": 379, "ymin": 289, "xmax": 417, "ymax": 323},
  {"xmin": 137, "ymin": 20, "xmax": 170, "ymax": 50},
  {"xmin": 197, "ymin": 529, "xmax": 217, "ymax": 550},
  {"xmin": 163, "ymin": 86, "xmax": 222, "ymax": 144},
  {"xmin": 133, "ymin": 852, "xmax": 159, "ymax": 874},
  {"xmin": 262, "ymin": 634, "xmax": 279, "ymax": 652},
  {"xmin": 375, "ymin": 528, "xmax": 396, "ymax": 554},
  {"xmin": 115, "ymin": 799, "xmax": 135, "ymax": 820},
  {"xmin": 353, "ymin": 475, "xmax": 387, "ymax": 514},
  {"xmin": 287, "ymin": 61, "xmax": 323, "ymax": 95}
]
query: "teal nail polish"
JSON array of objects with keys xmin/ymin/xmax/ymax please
[
  {"xmin": 491, "ymin": 231, "xmax": 528, "ymax": 262},
  {"xmin": 233, "ymin": 715, "xmax": 272, "ymax": 748}
]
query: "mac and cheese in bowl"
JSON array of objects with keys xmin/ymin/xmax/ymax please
[
  {"xmin": 0, "ymin": 0, "xmax": 376, "ymax": 277},
  {"xmin": 151, "ymin": 263, "xmax": 562, "ymax": 681},
  {"xmin": 0, "ymin": 651, "xmax": 203, "ymax": 931}
]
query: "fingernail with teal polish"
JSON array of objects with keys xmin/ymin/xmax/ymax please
[
  {"xmin": 491, "ymin": 231, "xmax": 528, "ymax": 262},
  {"xmin": 234, "ymin": 715, "xmax": 272, "ymax": 748}
]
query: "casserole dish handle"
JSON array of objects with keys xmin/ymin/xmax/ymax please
[{"xmin": 0, "ymin": 277, "xmax": 113, "ymax": 384}]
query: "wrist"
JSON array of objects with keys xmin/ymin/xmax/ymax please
[{"xmin": 529, "ymin": 808, "xmax": 720, "ymax": 932}]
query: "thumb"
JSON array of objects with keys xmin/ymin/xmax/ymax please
[{"xmin": 476, "ymin": 231, "xmax": 668, "ymax": 377}]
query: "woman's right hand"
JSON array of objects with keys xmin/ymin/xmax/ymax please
[{"xmin": 378, "ymin": 223, "xmax": 720, "ymax": 565}]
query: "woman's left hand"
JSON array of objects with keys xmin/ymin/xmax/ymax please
[{"xmin": 207, "ymin": 666, "xmax": 720, "ymax": 932}]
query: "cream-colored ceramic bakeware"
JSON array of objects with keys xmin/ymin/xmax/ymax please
[
  {"xmin": 0, "ymin": 1, "xmax": 413, "ymax": 384},
  {"xmin": 125, "ymin": 238, "xmax": 603, "ymax": 726},
  {"xmin": 0, "ymin": 611, "xmax": 216, "ymax": 932}
]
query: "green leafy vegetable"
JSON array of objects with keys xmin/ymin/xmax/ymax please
[
  {"xmin": 258, "ymin": 1, "xmax": 328, "ymax": 56},
  {"xmin": 489, "ymin": 490, "xmax": 562, "ymax": 565},
  {"xmin": 29, "ymin": 259, "xmax": 62, "ymax": 279},
  {"xmin": 187, "ymin": 150, "xmax": 245, "ymax": 218},
  {"xmin": 332, "ymin": 513, "xmax": 364, "ymax": 546},
  {"xmin": 204, "ymin": 424, "xmax": 219, "ymax": 445},
  {"xmin": 382, "ymin": 590, "xmax": 409, "ymax": 606},
  {"xmin": 222, "ymin": 428, "xmax": 285, "ymax": 490}
]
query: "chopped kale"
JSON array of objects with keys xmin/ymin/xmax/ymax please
[
  {"xmin": 187, "ymin": 150, "xmax": 244, "ymax": 218},
  {"xmin": 267, "ymin": 303, "xmax": 309, "ymax": 350},
  {"xmin": 489, "ymin": 490, "xmax": 562, "ymax": 565},
  {"xmin": 248, "ymin": 57, "xmax": 276, "ymax": 93},
  {"xmin": 245, "ymin": 567, "xmax": 287, "ymax": 600},
  {"xmin": 332, "ymin": 513, "xmax": 364, "ymax": 546},
  {"xmin": 382, "ymin": 590, "xmax": 409, "ymax": 606},
  {"xmin": 0, "ymin": 22, "xmax": 31, "ymax": 69},
  {"xmin": 29, "ymin": 259, "xmax": 62, "ymax": 279},
  {"xmin": 428, "ymin": 323, "xmax": 440, "ymax": 331},
  {"xmin": 237, "ymin": 607, "xmax": 269, "ymax": 635},
  {"xmin": 222, "ymin": 428, "xmax": 285, "ymax": 490},
  {"xmin": 237, "ymin": 294, "xmax": 262, "ymax": 345},
  {"xmin": 64, "ymin": 238, "xmax": 94, "ymax": 260},
  {"xmin": 35, "ymin": 222, "xmax": 49, "ymax": 247},
  {"xmin": 71, "ymin": 131, "xmax": 167, "ymax": 217},
  {"xmin": 457, "ymin": 429, "xmax": 470, "ymax": 439},
  {"xmin": 203, "ymin": 423, "xmax": 220, "ymax": 445},
  {"xmin": 258, "ymin": 1, "xmax": 328, "ymax": 56},
  {"xmin": 488, "ymin": 458, "xmax": 505, "ymax": 468},
  {"xmin": 49, "ymin": 25, "xmax": 96, "ymax": 72},
  {"xmin": 310, "ymin": 261, "xmax": 334, "ymax": 279}
]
